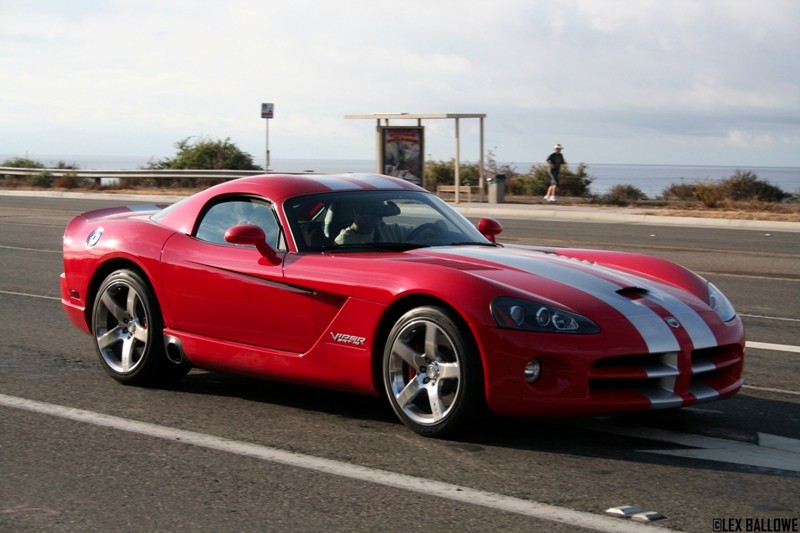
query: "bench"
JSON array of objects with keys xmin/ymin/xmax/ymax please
[{"xmin": 436, "ymin": 185, "xmax": 482, "ymax": 202}]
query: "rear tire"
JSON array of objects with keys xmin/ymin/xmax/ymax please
[
  {"xmin": 382, "ymin": 306, "xmax": 484, "ymax": 437},
  {"xmin": 92, "ymin": 269, "xmax": 189, "ymax": 385}
]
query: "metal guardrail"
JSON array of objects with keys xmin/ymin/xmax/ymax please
[{"xmin": 0, "ymin": 167, "xmax": 265, "ymax": 179}]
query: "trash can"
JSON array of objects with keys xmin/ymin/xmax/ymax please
[{"xmin": 488, "ymin": 174, "xmax": 506, "ymax": 204}]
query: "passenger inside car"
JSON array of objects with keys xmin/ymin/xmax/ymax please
[{"xmin": 334, "ymin": 200, "xmax": 411, "ymax": 244}]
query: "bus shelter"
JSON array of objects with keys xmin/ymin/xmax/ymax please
[{"xmin": 344, "ymin": 113, "xmax": 486, "ymax": 203}]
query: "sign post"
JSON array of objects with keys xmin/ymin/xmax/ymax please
[{"xmin": 261, "ymin": 103, "xmax": 274, "ymax": 171}]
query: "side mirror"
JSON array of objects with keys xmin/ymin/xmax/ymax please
[
  {"xmin": 477, "ymin": 217, "xmax": 503, "ymax": 243},
  {"xmin": 224, "ymin": 224, "xmax": 280, "ymax": 264}
]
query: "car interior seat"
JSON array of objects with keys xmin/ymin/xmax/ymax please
[{"xmin": 323, "ymin": 201, "xmax": 354, "ymax": 240}]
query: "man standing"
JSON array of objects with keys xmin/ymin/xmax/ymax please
[{"xmin": 545, "ymin": 143, "xmax": 565, "ymax": 202}]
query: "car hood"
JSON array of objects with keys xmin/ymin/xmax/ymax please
[{"xmin": 399, "ymin": 244, "xmax": 721, "ymax": 352}]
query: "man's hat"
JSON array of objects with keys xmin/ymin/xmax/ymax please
[{"xmin": 554, "ymin": 143, "xmax": 563, "ymax": 150}]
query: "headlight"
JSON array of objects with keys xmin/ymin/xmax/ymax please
[
  {"xmin": 708, "ymin": 282, "xmax": 736, "ymax": 322},
  {"xmin": 491, "ymin": 297, "xmax": 599, "ymax": 333}
]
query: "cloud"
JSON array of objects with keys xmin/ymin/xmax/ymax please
[{"xmin": 1, "ymin": 0, "xmax": 798, "ymax": 167}]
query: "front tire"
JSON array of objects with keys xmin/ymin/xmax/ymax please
[
  {"xmin": 383, "ymin": 306, "xmax": 484, "ymax": 437},
  {"xmin": 92, "ymin": 269, "xmax": 188, "ymax": 385}
]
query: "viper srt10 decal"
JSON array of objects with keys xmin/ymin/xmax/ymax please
[{"xmin": 330, "ymin": 332, "xmax": 367, "ymax": 346}]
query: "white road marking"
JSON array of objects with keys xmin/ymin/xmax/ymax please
[
  {"xmin": 0, "ymin": 244, "xmax": 59, "ymax": 253},
  {"xmin": 741, "ymin": 314, "xmax": 800, "ymax": 323},
  {"xmin": 0, "ymin": 289, "xmax": 60, "ymax": 301},
  {"xmin": 592, "ymin": 425, "xmax": 800, "ymax": 473},
  {"xmin": 747, "ymin": 341, "xmax": 800, "ymax": 353},
  {"xmin": 0, "ymin": 393, "xmax": 678, "ymax": 533},
  {"xmin": 743, "ymin": 384, "xmax": 800, "ymax": 396}
]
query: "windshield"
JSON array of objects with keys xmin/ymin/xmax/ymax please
[{"xmin": 285, "ymin": 190, "xmax": 492, "ymax": 252}]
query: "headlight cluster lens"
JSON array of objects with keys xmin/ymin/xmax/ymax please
[
  {"xmin": 708, "ymin": 282, "xmax": 736, "ymax": 322},
  {"xmin": 492, "ymin": 297, "xmax": 599, "ymax": 333}
]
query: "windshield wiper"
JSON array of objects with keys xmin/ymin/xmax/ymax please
[{"xmin": 445, "ymin": 241, "xmax": 499, "ymax": 247}]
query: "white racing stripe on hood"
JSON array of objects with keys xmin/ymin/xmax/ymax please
[
  {"xmin": 446, "ymin": 248, "xmax": 681, "ymax": 353},
  {"xmin": 566, "ymin": 257, "xmax": 719, "ymax": 350}
]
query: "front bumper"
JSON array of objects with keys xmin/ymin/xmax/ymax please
[{"xmin": 473, "ymin": 317, "xmax": 745, "ymax": 418}]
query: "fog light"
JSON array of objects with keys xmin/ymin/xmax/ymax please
[{"xmin": 524, "ymin": 359, "xmax": 541, "ymax": 383}]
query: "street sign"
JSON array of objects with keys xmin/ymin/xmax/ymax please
[{"xmin": 261, "ymin": 103, "xmax": 274, "ymax": 119}]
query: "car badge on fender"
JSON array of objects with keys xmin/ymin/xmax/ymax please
[
  {"xmin": 330, "ymin": 332, "xmax": 366, "ymax": 346},
  {"xmin": 86, "ymin": 227, "xmax": 103, "ymax": 247},
  {"xmin": 665, "ymin": 316, "xmax": 681, "ymax": 328}
]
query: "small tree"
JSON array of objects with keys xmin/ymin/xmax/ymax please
[
  {"xmin": 150, "ymin": 136, "xmax": 261, "ymax": 170},
  {"xmin": 138, "ymin": 136, "xmax": 262, "ymax": 188}
]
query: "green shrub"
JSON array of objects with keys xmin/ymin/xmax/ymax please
[
  {"xmin": 2, "ymin": 156, "xmax": 46, "ymax": 169},
  {"xmin": 423, "ymin": 158, "xmax": 482, "ymax": 190},
  {"xmin": 146, "ymin": 136, "xmax": 261, "ymax": 188},
  {"xmin": 27, "ymin": 171, "xmax": 55, "ymax": 187},
  {"xmin": 423, "ymin": 149, "xmax": 517, "ymax": 192}
]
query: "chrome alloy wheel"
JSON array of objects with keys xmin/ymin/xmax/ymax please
[
  {"xmin": 386, "ymin": 317, "xmax": 463, "ymax": 427},
  {"xmin": 93, "ymin": 275, "xmax": 152, "ymax": 375}
]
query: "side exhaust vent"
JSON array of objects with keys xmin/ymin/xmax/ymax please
[{"xmin": 164, "ymin": 335, "xmax": 186, "ymax": 365}]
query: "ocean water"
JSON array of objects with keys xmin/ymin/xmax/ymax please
[{"xmin": 3, "ymin": 153, "xmax": 798, "ymax": 198}]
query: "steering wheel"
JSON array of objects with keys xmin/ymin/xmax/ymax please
[{"xmin": 406, "ymin": 222, "xmax": 442, "ymax": 241}]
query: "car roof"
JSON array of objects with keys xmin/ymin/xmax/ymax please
[
  {"xmin": 215, "ymin": 173, "xmax": 425, "ymax": 201},
  {"xmin": 153, "ymin": 173, "xmax": 427, "ymax": 234}
]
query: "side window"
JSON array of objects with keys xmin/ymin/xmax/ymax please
[{"xmin": 195, "ymin": 198, "xmax": 281, "ymax": 248}]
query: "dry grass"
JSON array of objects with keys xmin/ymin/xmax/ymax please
[{"xmin": 639, "ymin": 200, "xmax": 800, "ymax": 222}]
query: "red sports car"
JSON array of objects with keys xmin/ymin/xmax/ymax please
[{"xmin": 61, "ymin": 173, "xmax": 744, "ymax": 437}]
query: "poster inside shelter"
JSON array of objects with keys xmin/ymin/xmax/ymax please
[{"xmin": 381, "ymin": 127, "xmax": 424, "ymax": 184}]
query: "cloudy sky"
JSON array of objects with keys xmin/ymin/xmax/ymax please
[{"xmin": 2, "ymin": 0, "xmax": 799, "ymax": 168}]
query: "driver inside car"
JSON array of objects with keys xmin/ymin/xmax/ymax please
[{"xmin": 335, "ymin": 200, "xmax": 444, "ymax": 245}]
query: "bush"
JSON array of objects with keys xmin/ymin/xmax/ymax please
[
  {"xmin": 27, "ymin": 171, "xmax": 55, "ymax": 188},
  {"xmin": 717, "ymin": 170, "xmax": 790, "ymax": 202},
  {"xmin": 151, "ymin": 137, "xmax": 261, "ymax": 170},
  {"xmin": 1, "ymin": 157, "xmax": 48, "ymax": 188},
  {"xmin": 660, "ymin": 170, "xmax": 791, "ymax": 206},
  {"xmin": 692, "ymin": 182, "xmax": 722, "ymax": 208},
  {"xmin": 661, "ymin": 182, "xmax": 696, "ymax": 200},
  {"xmin": 423, "ymin": 149, "xmax": 517, "ymax": 192},
  {"xmin": 423, "ymin": 159, "xmax": 483, "ymax": 190},
  {"xmin": 601, "ymin": 184, "xmax": 647, "ymax": 205},
  {"xmin": 54, "ymin": 171, "xmax": 87, "ymax": 189},
  {"xmin": 147, "ymin": 136, "xmax": 262, "ymax": 188},
  {"xmin": 2, "ymin": 156, "xmax": 46, "ymax": 169}
]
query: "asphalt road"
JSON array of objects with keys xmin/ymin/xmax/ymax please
[{"xmin": 1, "ymin": 193, "xmax": 798, "ymax": 533}]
